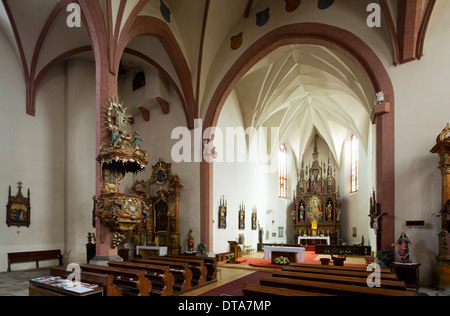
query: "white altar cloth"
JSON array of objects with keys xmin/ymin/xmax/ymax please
[{"xmin": 264, "ymin": 246, "xmax": 305, "ymax": 262}]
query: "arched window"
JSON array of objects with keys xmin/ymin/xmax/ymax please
[
  {"xmin": 351, "ymin": 135, "xmax": 359, "ymax": 193},
  {"xmin": 132, "ymin": 71, "xmax": 146, "ymax": 91},
  {"xmin": 279, "ymin": 144, "xmax": 288, "ymax": 198}
]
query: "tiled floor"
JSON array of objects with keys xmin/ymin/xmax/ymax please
[
  {"xmin": 0, "ymin": 268, "xmax": 50, "ymax": 296},
  {"xmin": 0, "ymin": 261, "xmax": 444, "ymax": 296}
]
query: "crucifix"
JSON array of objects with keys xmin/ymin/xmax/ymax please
[{"xmin": 369, "ymin": 190, "xmax": 388, "ymax": 250}]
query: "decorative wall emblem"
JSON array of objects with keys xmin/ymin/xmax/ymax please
[
  {"xmin": 230, "ymin": 32, "xmax": 243, "ymax": 50},
  {"xmin": 285, "ymin": 0, "xmax": 301, "ymax": 12},
  {"xmin": 256, "ymin": 7, "xmax": 270, "ymax": 27},
  {"xmin": 6, "ymin": 182, "xmax": 31, "ymax": 228},
  {"xmin": 318, "ymin": 0, "xmax": 334, "ymax": 10},
  {"xmin": 160, "ymin": 0, "xmax": 171, "ymax": 23}
]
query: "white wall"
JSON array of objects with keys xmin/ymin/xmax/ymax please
[
  {"xmin": 212, "ymin": 91, "xmax": 296, "ymax": 254},
  {"xmin": 0, "ymin": 29, "xmax": 65, "ymax": 271},
  {"xmin": 64, "ymin": 58, "xmax": 97, "ymax": 264}
]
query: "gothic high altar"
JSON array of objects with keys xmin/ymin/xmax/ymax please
[{"xmin": 293, "ymin": 138, "xmax": 342, "ymax": 245}]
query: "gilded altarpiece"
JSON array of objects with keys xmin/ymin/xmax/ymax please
[
  {"xmin": 131, "ymin": 159, "xmax": 183, "ymax": 255},
  {"xmin": 293, "ymin": 139, "xmax": 342, "ymax": 245},
  {"xmin": 431, "ymin": 123, "xmax": 450, "ymax": 290}
]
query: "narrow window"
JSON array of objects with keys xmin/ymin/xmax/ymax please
[
  {"xmin": 351, "ymin": 135, "xmax": 359, "ymax": 193},
  {"xmin": 279, "ymin": 144, "xmax": 287, "ymax": 198}
]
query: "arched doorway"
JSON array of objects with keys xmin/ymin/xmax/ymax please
[{"xmin": 201, "ymin": 23, "xmax": 395, "ymax": 252}]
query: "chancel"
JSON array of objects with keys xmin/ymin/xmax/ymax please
[{"xmin": 0, "ymin": 0, "xmax": 449, "ymax": 298}]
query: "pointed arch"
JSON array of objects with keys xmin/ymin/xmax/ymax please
[{"xmin": 201, "ymin": 23, "xmax": 395, "ymax": 251}]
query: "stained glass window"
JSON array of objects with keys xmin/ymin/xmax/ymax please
[
  {"xmin": 279, "ymin": 144, "xmax": 287, "ymax": 198},
  {"xmin": 351, "ymin": 135, "xmax": 359, "ymax": 193}
]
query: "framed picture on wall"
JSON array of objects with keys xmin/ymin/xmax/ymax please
[
  {"xmin": 218, "ymin": 196, "xmax": 227, "ymax": 229},
  {"xmin": 252, "ymin": 207, "xmax": 257, "ymax": 230},
  {"xmin": 239, "ymin": 202, "xmax": 245, "ymax": 230},
  {"xmin": 6, "ymin": 182, "xmax": 31, "ymax": 228}
]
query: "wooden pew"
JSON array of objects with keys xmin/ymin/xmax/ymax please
[
  {"xmin": 132, "ymin": 258, "xmax": 192, "ymax": 292},
  {"xmin": 108, "ymin": 261, "xmax": 174, "ymax": 296},
  {"xmin": 80, "ymin": 264, "xmax": 152, "ymax": 296},
  {"xmin": 50, "ymin": 266, "xmax": 123, "ymax": 296},
  {"xmin": 144, "ymin": 256, "xmax": 207, "ymax": 286},
  {"xmin": 290, "ymin": 262, "xmax": 392, "ymax": 274},
  {"xmin": 164, "ymin": 255, "xmax": 218, "ymax": 281},
  {"xmin": 272, "ymin": 270, "xmax": 407, "ymax": 290},
  {"xmin": 8, "ymin": 250, "xmax": 63, "ymax": 272},
  {"xmin": 282, "ymin": 265, "xmax": 398, "ymax": 280},
  {"xmin": 242, "ymin": 283, "xmax": 335, "ymax": 297},
  {"xmin": 259, "ymin": 276, "xmax": 416, "ymax": 296}
]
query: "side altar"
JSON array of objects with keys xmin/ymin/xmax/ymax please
[
  {"xmin": 130, "ymin": 159, "xmax": 183, "ymax": 255},
  {"xmin": 293, "ymin": 138, "xmax": 342, "ymax": 245}
]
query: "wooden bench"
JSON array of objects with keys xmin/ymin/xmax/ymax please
[
  {"xmin": 108, "ymin": 261, "xmax": 175, "ymax": 296},
  {"xmin": 282, "ymin": 265, "xmax": 398, "ymax": 281},
  {"xmin": 132, "ymin": 258, "xmax": 192, "ymax": 292},
  {"xmin": 272, "ymin": 271, "xmax": 407, "ymax": 290},
  {"xmin": 145, "ymin": 256, "xmax": 207, "ymax": 286},
  {"xmin": 80, "ymin": 264, "xmax": 152, "ymax": 296},
  {"xmin": 165, "ymin": 254, "xmax": 217, "ymax": 281},
  {"xmin": 50, "ymin": 266, "xmax": 123, "ymax": 296},
  {"xmin": 290, "ymin": 262, "xmax": 393, "ymax": 274},
  {"xmin": 8, "ymin": 250, "xmax": 63, "ymax": 272},
  {"xmin": 259, "ymin": 276, "xmax": 416, "ymax": 296},
  {"xmin": 242, "ymin": 283, "xmax": 335, "ymax": 297}
]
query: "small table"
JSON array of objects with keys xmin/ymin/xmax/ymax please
[
  {"xmin": 391, "ymin": 262, "xmax": 421, "ymax": 290},
  {"xmin": 298, "ymin": 236, "xmax": 330, "ymax": 246},
  {"xmin": 29, "ymin": 280, "xmax": 104, "ymax": 296},
  {"xmin": 136, "ymin": 246, "xmax": 168, "ymax": 258},
  {"xmin": 264, "ymin": 246, "xmax": 305, "ymax": 264}
]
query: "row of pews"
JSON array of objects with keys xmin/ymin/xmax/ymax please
[
  {"xmin": 242, "ymin": 262, "xmax": 417, "ymax": 296},
  {"xmin": 44, "ymin": 255, "xmax": 217, "ymax": 296}
]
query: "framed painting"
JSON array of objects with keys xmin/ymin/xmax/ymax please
[
  {"xmin": 239, "ymin": 202, "xmax": 245, "ymax": 230},
  {"xmin": 6, "ymin": 182, "xmax": 31, "ymax": 228},
  {"xmin": 218, "ymin": 196, "xmax": 227, "ymax": 229}
]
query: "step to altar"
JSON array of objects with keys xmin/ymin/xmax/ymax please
[{"xmin": 303, "ymin": 245, "xmax": 315, "ymax": 252}]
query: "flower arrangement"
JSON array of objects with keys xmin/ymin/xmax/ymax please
[
  {"xmin": 274, "ymin": 256, "xmax": 290, "ymax": 265},
  {"xmin": 227, "ymin": 253, "xmax": 235, "ymax": 262}
]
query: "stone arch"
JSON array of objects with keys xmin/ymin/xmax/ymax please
[{"xmin": 201, "ymin": 23, "xmax": 395, "ymax": 252}]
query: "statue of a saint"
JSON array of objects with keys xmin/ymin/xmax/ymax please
[{"xmin": 392, "ymin": 232, "xmax": 413, "ymax": 263}]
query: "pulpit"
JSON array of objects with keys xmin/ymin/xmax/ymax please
[
  {"xmin": 430, "ymin": 123, "xmax": 450, "ymax": 290},
  {"xmin": 228, "ymin": 241, "xmax": 242, "ymax": 259}
]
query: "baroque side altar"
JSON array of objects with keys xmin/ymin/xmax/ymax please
[{"xmin": 431, "ymin": 123, "xmax": 450, "ymax": 290}]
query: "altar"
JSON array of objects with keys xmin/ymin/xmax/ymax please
[
  {"xmin": 264, "ymin": 246, "xmax": 305, "ymax": 264},
  {"xmin": 136, "ymin": 246, "xmax": 168, "ymax": 258},
  {"xmin": 298, "ymin": 236, "xmax": 330, "ymax": 246}
]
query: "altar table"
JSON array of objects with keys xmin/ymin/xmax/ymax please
[
  {"xmin": 298, "ymin": 236, "xmax": 330, "ymax": 245},
  {"xmin": 136, "ymin": 246, "xmax": 168, "ymax": 257},
  {"xmin": 264, "ymin": 246, "xmax": 305, "ymax": 264}
]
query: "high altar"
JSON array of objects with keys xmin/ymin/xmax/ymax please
[
  {"xmin": 293, "ymin": 138, "xmax": 342, "ymax": 245},
  {"xmin": 130, "ymin": 159, "xmax": 183, "ymax": 255}
]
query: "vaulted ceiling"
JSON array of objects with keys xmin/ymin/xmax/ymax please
[{"xmin": 0, "ymin": 0, "xmax": 438, "ymax": 164}]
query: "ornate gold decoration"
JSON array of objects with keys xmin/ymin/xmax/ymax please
[{"xmin": 94, "ymin": 97, "xmax": 149, "ymax": 249}]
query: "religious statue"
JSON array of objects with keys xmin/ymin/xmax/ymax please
[
  {"xmin": 392, "ymin": 232, "xmax": 413, "ymax": 263},
  {"xmin": 187, "ymin": 229, "xmax": 195, "ymax": 251},
  {"xmin": 133, "ymin": 131, "xmax": 144, "ymax": 149},
  {"xmin": 437, "ymin": 199, "xmax": 450, "ymax": 233}
]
